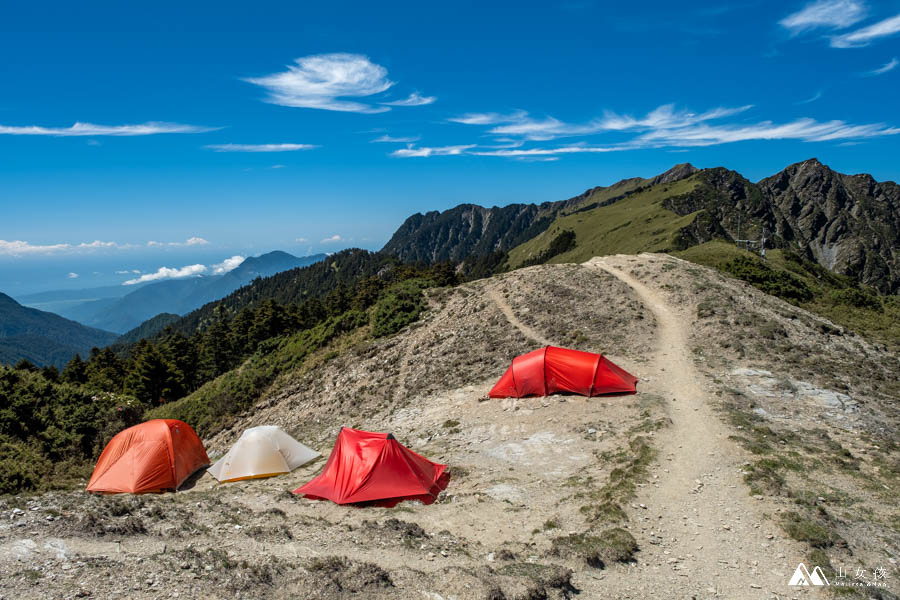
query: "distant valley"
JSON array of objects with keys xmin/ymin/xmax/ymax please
[{"xmin": 16, "ymin": 251, "xmax": 326, "ymax": 334}]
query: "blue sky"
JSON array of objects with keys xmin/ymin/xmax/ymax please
[{"xmin": 2, "ymin": 0, "xmax": 899, "ymax": 295}]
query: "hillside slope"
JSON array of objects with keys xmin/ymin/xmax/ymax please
[
  {"xmin": 3, "ymin": 255, "xmax": 896, "ymax": 599},
  {"xmin": 0, "ymin": 292, "xmax": 118, "ymax": 368}
]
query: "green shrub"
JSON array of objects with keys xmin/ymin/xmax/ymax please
[
  {"xmin": 721, "ymin": 256, "xmax": 813, "ymax": 303},
  {"xmin": 521, "ymin": 230, "xmax": 577, "ymax": 267},
  {"xmin": 371, "ymin": 279, "xmax": 428, "ymax": 338},
  {"xmin": 780, "ymin": 511, "xmax": 838, "ymax": 548},
  {"xmin": 830, "ymin": 288, "xmax": 882, "ymax": 311},
  {"xmin": 0, "ymin": 438, "xmax": 51, "ymax": 494}
]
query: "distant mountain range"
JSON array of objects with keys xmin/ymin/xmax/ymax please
[
  {"xmin": 0, "ymin": 293, "xmax": 118, "ymax": 368},
  {"xmin": 18, "ymin": 251, "xmax": 326, "ymax": 334},
  {"xmin": 384, "ymin": 159, "xmax": 899, "ymax": 293}
]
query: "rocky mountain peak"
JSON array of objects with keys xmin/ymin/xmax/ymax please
[{"xmin": 650, "ymin": 163, "xmax": 699, "ymax": 185}]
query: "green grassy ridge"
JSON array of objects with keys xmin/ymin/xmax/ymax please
[{"xmin": 507, "ymin": 175, "xmax": 701, "ymax": 267}]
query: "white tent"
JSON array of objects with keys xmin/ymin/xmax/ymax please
[{"xmin": 208, "ymin": 426, "xmax": 320, "ymax": 482}]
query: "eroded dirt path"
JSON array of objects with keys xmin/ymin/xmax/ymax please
[
  {"xmin": 584, "ymin": 255, "xmax": 807, "ymax": 599},
  {"xmin": 487, "ymin": 287, "xmax": 555, "ymax": 346}
]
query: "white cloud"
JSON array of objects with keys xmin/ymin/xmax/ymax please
[
  {"xmin": 596, "ymin": 104, "xmax": 754, "ymax": 132},
  {"xmin": 270, "ymin": 164, "xmax": 285, "ymax": 169},
  {"xmin": 469, "ymin": 144, "xmax": 622, "ymax": 157},
  {"xmin": 67, "ymin": 272, "xmax": 78, "ymax": 279},
  {"xmin": 147, "ymin": 237, "xmax": 209, "ymax": 247},
  {"xmin": 864, "ymin": 57, "xmax": 898, "ymax": 75},
  {"xmin": 831, "ymin": 13, "xmax": 900, "ymax": 47},
  {"xmin": 449, "ymin": 104, "xmax": 753, "ymax": 141},
  {"xmin": 780, "ymin": 0, "xmax": 867, "ymax": 32},
  {"xmin": 0, "ymin": 239, "xmax": 124, "ymax": 255},
  {"xmin": 447, "ymin": 111, "xmax": 528, "ymax": 125},
  {"xmin": 320, "ymin": 235, "xmax": 344, "ymax": 243},
  {"xmin": 401, "ymin": 103, "xmax": 900, "ymax": 158},
  {"xmin": 381, "ymin": 92, "xmax": 436, "ymax": 106},
  {"xmin": 204, "ymin": 143, "xmax": 318, "ymax": 152},
  {"xmin": 796, "ymin": 90, "xmax": 824, "ymax": 104},
  {"xmin": 0, "ymin": 122, "xmax": 216, "ymax": 136},
  {"xmin": 212, "ymin": 255, "xmax": 245, "ymax": 274},
  {"xmin": 371, "ymin": 134, "xmax": 421, "ymax": 143},
  {"xmin": 295, "ymin": 237, "xmax": 309, "ymax": 243},
  {"xmin": 632, "ymin": 117, "xmax": 900, "ymax": 147},
  {"xmin": 243, "ymin": 53, "xmax": 394, "ymax": 113},
  {"xmin": 124, "ymin": 264, "xmax": 208, "ymax": 285},
  {"xmin": 391, "ymin": 144, "xmax": 476, "ymax": 157}
]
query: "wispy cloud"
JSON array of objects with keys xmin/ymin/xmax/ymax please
[
  {"xmin": 796, "ymin": 90, "xmax": 824, "ymax": 104},
  {"xmin": 779, "ymin": 0, "xmax": 867, "ymax": 33},
  {"xmin": 320, "ymin": 234, "xmax": 344, "ymax": 243},
  {"xmin": 469, "ymin": 144, "xmax": 621, "ymax": 157},
  {"xmin": 67, "ymin": 272, "xmax": 79, "ymax": 279},
  {"xmin": 205, "ymin": 143, "xmax": 318, "ymax": 152},
  {"xmin": 147, "ymin": 237, "xmax": 209, "ymax": 247},
  {"xmin": 391, "ymin": 144, "xmax": 476, "ymax": 157},
  {"xmin": 115, "ymin": 269, "xmax": 141, "ymax": 275},
  {"xmin": 295, "ymin": 237, "xmax": 309, "ymax": 243},
  {"xmin": 371, "ymin": 134, "xmax": 421, "ymax": 143},
  {"xmin": 401, "ymin": 103, "xmax": 900, "ymax": 159},
  {"xmin": 831, "ymin": 13, "xmax": 900, "ymax": 47},
  {"xmin": 448, "ymin": 105, "xmax": 753, "ymax": 141},
  {"xmin": 0, "ymin": 239, "xmax": 124, "ymax": 255},
  {"xmin": 447, "ymin": 111, "xmax": 528, "ymax": 125},
  {"xmin": 864, "ymin": 56, "xmax": 898, "ymax": 75},
  {"xmin": 632, "ymin": 117, "xmax": 900, "ymax": 146},
  {"xmin": 124, "ymin": 264, "xmax": 208, "ymax": 285},
  {"xmin": 244, "ymin": 53, "xmax": 426, "ymax": 113},
  {"xmin": 381, "ymin": 92, "xmax": 436, "ymax": 107},
  {"xmin": 211, "ymin": 255, "xmax": 245, "ymax": 274},
  {"xmin": 0, "ymin": 122, "xmax": 216, "ymax": 136}
]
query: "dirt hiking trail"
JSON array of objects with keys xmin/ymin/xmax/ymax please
[
  {"xmin": 487, "ymin": 287, "xmax": 556, "ymax": 347},
  {"xmin": 584, "ymin": 255, "xmax": 807, "ymax": 598}
]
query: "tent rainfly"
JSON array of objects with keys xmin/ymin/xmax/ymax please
[
  {"xmin": 489, "ymin": 345, "xmax": 638, "ymax": 398},
  {"xmin": 208, "ymin": 425, "xmax": 320, "ymax": 483},
  {"xmin": 294, "ymin": 427, "xmax": 448, "ymax": 506},
  {"xmin": 87, "ymin": 419, "xmax": 209, "ymax": 494}
]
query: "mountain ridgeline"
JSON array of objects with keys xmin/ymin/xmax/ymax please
[
  {"xmin": 0, "ymin": 293, "xmax": 118, "ymax": 368},
  {"xmin": 383, "ymin": 159, "xmax": 899, "ymax": 293}
]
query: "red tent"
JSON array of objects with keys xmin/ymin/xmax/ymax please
[
  {"xmin": 294, "ymin": 427, "xmax": 448, "ymax": 506},
  {"xmin": 87, "ymin": 419, "xmax": 209, "ymax": 494},
  {"xmin": 489, "ymin": 346, "xmax": 638, "ymax": 398}
]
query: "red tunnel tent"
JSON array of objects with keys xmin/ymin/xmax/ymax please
[
  {"xmin": 294, "ymin": 427, "xmax": 448, "ymax": 506},
  {"xmin": 489, "ymin": 346, "xmax": 638, "ymax": 398}
]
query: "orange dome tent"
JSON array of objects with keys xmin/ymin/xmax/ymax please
[
  {"xmin": 293, "ymin": 427, "xmax": 448, "ymax": 506},
  {"xmin": 87, "ymin": 419, "xmax": 209, "ymax": 494},
  {"xmin": 489, "ymin": 346, "xmax": 638, "ymax": 398}
]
